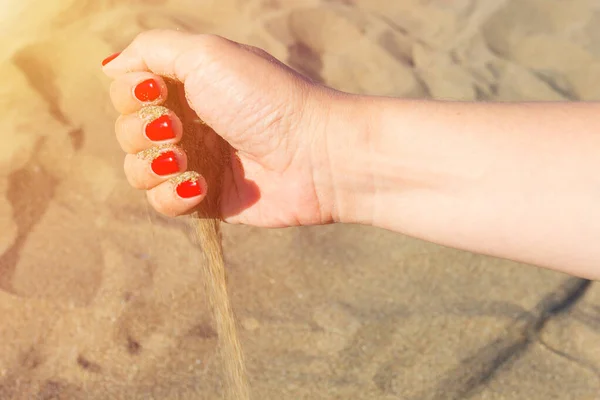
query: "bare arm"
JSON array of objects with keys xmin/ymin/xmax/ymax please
[
  {"xmin": 102, "ymin": 31, "xmax": 600, "ymax": 278},
  {"xmin": 330, "ymin": 97, "xmax": 600, "ymax": 279}
]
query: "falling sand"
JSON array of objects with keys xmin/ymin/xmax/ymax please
[{"xmin": 163, "ymin": 80, "xmax": 250, "ymax": 400}]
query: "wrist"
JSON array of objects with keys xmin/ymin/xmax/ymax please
[
  {"xmin": 317, "ymin": 91, "xmax": 379, "ymax": 226},
  {"xmin": 321, "ymin": 95, "xmax": 452, "ymax": 231}
]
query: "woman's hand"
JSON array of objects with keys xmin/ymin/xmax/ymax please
[{"xmin": 102, "ymin": 29, "xmax": 363, "ymax": 227}]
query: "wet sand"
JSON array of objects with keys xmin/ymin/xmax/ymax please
[{"xmin": 1, "ymin": 0, "xmax": 599, "ymax": 398}]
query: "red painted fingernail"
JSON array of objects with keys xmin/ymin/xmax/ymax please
[
  {"xmin": 134, "ymin": 79, "xmax": 161, "ymax": 102},
  {"xmin": 102, "ymin": 52, "xmax": 121, "ymax": 66},
  {"xmin": 151, "ymin": 151, "xmax": 179, "ymax": 176},
  {"xmin": 177, "ymin": 179, "xmax": 203, "ymax": 198},
  {"xmin": 145, "ymin": 115, "xmax": 176, "ymax": 141}
]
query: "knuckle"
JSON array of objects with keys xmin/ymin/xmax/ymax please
[
  {"xmin": 134, "ymin": 29, "xmax": 165, "ymax": 44},
  {"xmin": 195, "ymin": 34, "xmax": 228, "ymax": 51},
  {"xmin": 125, "ymin": 173, "xmax": 143, "ymax": 190},
  {"xmin": 123, "ymin": 156, "xmax": 144, "ymax": 190},
  {"xmin": 148, "ymin": 191, "xmax": 178, "ymax": 217},
  {"xmin": 125, "ymin": 174, "xmax": 144, "ymax": 191},
  {"xmin": 115, "ymin": 133, "xmax": 129, "ymax": 154},
  {"xmin": 241, "ymin": 44, "xmax": 272, "ymax": 60},
  {"xmin": 174, "ymin": 34, "xmax": 230, "ymax": 82}
]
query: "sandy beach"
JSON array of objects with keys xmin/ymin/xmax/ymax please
[{"xmin": 1, "ymin": 0, "xmax": 599, "ymax": 398}]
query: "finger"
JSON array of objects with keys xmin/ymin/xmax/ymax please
[
  {"xmin": 116, "ymin": 106, "xmax": 183, "ymax": 153},
  {"xmin": 110, "ymin": 71, "xmax": 168, "ymax": 114},
  {"xmin": 146, "ymin": 171, "xmax": 207, "ymax": 217},
  {"xmin": 124, "ymin": 145, "xmax": 187, "ymax": 190}
]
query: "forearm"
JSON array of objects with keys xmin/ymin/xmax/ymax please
[{"xmin": 332, "ymin": 97, "xmax": 600, "ymax": 279}]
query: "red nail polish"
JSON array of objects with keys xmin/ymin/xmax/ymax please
[
  {"xmin": 134, "ymin": 79, "xmax": 161, "ymax": 102},
  {"xmin": 145, "ymin": 115, "xmax": 176, "ymax": 141},
  {"xmin": 151, "ymin": 151, "xmax": 179, "ymax": 176},
  {"xmin": 102, "ymin": 52, "xmax": 121, "ymax": 66},
  {"xmin": 177, "ymin": 179, "xmax": 203, "ymax": 198}
]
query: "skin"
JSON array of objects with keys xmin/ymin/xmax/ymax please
[{"xmin": 103, "ymin": 29, "xmax": 600, "ymax": 280}]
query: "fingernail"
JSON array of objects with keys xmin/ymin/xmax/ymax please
[
  {"xmin": 177, "ymin": 179, "xmax": 203, "ymax": 198},
  {"xmin": 151, "ymin": 151, "xmax": 179, "ymax": 176},
  {"xmin": 134, "ymin": 79, "xmax": 161, "ymax": 102},
  {"xmin": 172, "ymin": 172, "xmax": 203, "ymax": 198},
  {"xmin": 102, "ymin": 52, "xmax": 121, "ymax": 66},
  {"xmin": 145, "ymin": 115, "xmax": 176, "ymax": 141}
]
